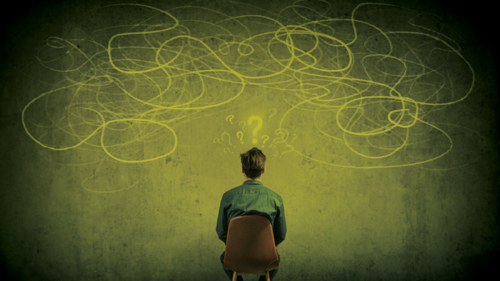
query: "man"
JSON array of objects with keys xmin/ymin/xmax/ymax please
[{"xmin": 216, "ymin": 147, "xmax": 287, "ymax": 281}]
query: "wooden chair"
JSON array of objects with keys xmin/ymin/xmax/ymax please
[{"xmin": 223, "ymin": 215, "xmax": 280, "ymax": 281}]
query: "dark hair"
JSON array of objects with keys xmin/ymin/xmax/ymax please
[{"xmin": 240, "ymin": 147, "xmax": 266, "ymax": 179}]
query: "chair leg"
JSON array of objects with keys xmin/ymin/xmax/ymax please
[
  {"xmin": 266, "ymin": 271, "xmax": 270, "ymax": 281},
  {"xmin": 232, "ymin": 271, "xmax": 237, "ymax": 281}
]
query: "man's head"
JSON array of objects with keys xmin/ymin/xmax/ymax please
[{"xmin": 240, "ymin": 147, "xmax": 266, "ymax": 180}]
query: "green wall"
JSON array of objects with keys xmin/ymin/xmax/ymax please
[{"xmin": 1, "ymin": 0, "xmax": 498, "ymax": 280}]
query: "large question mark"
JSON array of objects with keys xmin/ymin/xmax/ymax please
[
  {"xmin": 247, "ymin": 116, "xmax": 263, "ymax": 145},
  {"xmin": 237, "ymin": 131, "xmax": 244, "ymax": 144}
]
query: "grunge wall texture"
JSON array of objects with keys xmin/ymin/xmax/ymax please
[{"xmin": 0, "ymin": 0, "xmax": 498, "ymax": 280}]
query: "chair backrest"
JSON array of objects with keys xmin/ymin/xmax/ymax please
[{"xmin": 224, "ymin": 215, "xmax": 279, "ymax": 274}]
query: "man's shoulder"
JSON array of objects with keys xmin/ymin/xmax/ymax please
[
  {"xmin": 223, "ymin": 183, "xmax": 283, "ymax": 203},
  {"xmin": 260, "ymin": 184, "xmax": 283, "ymax": 202},
  {"xmin": 223, "ymin": 184, "xmax": 244, "ymax": 194}
]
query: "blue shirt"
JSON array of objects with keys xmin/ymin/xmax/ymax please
[{"xmin": 216, "ymin": 180, "xmax": 287, "ymax": 246}]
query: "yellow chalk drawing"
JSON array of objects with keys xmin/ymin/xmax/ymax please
[
  {"xmin": 267, "ymin": 109, "xmax": 277, "ymax": 122},
  {"xmin": 261, "ymin": 135, "xmax": 270, "ymax": 147},
  {"xmin": 20, "ymin": 1, "xmax": 475, "ymax": 172},
  {"xmin": 247, "ymin": 116, "xmax": 263, "ymax": 144},
  {"xmin": 221, "ymin": 132, "xmax": 232, "ymax": 146},
  {"xmin": 239, "ymin": 121, "xmax": 246, "ymax": 132},
  {"xmin": 273, "ymin": 128, "xmax": 289, "ymax": 145},
  {"xmin": 280, "ymin": 145, "xmax": 294, "ymax": 158},
  {"xmin": 237, "ymin": 131, "xmax": 244, "ymax": 144}
]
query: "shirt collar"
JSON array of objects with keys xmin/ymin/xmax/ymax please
[{"xmin": 242, "ymin": 180, "xmax": 263, "ymax": 185}]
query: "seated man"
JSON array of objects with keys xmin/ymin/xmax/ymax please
[{"xmin": 216, "ymin": 147, "xmax": 287, "ymax": 281}]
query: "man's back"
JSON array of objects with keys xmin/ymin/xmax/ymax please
[
  {"xmin": 216, "ymin": 180, "xmax": 287, "ymax": 247},
  {"xmin": 217, "ymin": 147, "xmax": 285, "ymax": 281}
]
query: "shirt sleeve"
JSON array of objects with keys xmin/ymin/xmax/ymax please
[
  {"xmin": 273, "ymin": 200, "xmax": 287, "ymax": 247},
  {"xmin": 216, "ymin": 196, "xmax": 228, "ymax": 244}
]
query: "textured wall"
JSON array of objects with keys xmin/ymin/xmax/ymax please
[{"xmin": 0, "ymin": 0, "xmax": 498, "ymax": 280}]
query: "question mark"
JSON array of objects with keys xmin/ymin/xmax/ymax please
[
  {"xmin": 247, "ymin": 116, "xmax": 263, "ymax": 145},
  {"xmin": 213, "ymin": 138, "xmax": 222, "ymax": 144},
  {"xmin": 237, "ymin": 131, "xmax": 244, "ymax": 144},
  {"xmin": 268, "ymin": 109, "xmax": 276, "ymax": 122},
  {"xmin": 221, "ymin": 132, "xmax": 232, "ymax": 146},
  {"xmin": 224, "ymin": 148, "xmax": 231, "ymax": 153},
  {"xmin": 261, "ymin": 135, "xmax": 269, "ymax": 147},
  {"xmin": 226, "ymin": 115, "xmax": 234, "ymax": 124},
  {"xmin": 239, "ymin": 121, "xmax": 246, "ymax": 132},
  {"xmin": 273, "ymin": 128, "xmax": 289, "ymax": 144}
]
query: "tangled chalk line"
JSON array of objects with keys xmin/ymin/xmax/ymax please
[{"xmin": 21, "ymin": 1, "xmax": 474, "ymax": 168}]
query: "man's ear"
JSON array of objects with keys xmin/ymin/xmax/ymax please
[{"xmin": 262, "ymin": 167, "xmax": 265, "ymax": 174}]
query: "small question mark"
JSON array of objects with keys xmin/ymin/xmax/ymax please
[
  {"xmin": 248, "ymin": 116, "xmax": 263, "ymax": 145},
  {"xmin": 213, "ymin": 138, "xmax": 222, "ymax": 144},
  {"xmin": 237, "ymin": 131, "xmax": 244, "ymax": 144},
  {"xmin": 221, "ymin": 132, "xmax": 232, "ymax": 146},
  {"xmin": 224, "ymin": 148, "xmax": 231, "ymax": 153},
  {"xmin": 291, "ymin": 134, "xmax": 297, "ymax": 143},
  {"xmin": 226, "ymin": 115, "xmax": 234, "ymax": 124},
  {"xmin": 239, "ymin": 121, "xmax": 246, "ymax": 132},
  {"xmin": 261, "ymin": 135, "xmax": 269, "ymax": 147},
  {"xmin": 268, "ymin": 109, "xmax": 276, "ymax": 122}
]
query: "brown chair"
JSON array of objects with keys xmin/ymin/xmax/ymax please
[{"xmin": 223, "ymin": 215, "xmax": 280, "ymax": 281}]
